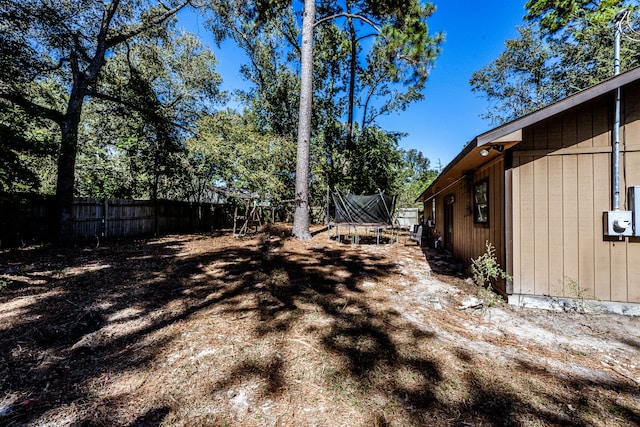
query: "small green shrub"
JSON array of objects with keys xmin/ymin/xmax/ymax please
[
  {"xmin": 560, "ymin": 276, "xmax": 597, "ymax": 313},
  {"xmin": 471, "ymin": 241, "xmax": 511, "ymax": 307}
]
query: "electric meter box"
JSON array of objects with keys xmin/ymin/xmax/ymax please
[
  {"xmin": 629, "ymin": 186, "xmax": 640, "ymax": 236},
  {"xmin": 604, "ymin": 210, "xmax": 633, "ymax": 237}
]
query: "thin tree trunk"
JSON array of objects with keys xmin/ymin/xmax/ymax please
[
  {"xmin": 346, "ymin": 2, "xmax": 357, "ymax": 152},
  {"xmin": 292, "ymin": 0, "xmax": 316, "ymax": 240}
]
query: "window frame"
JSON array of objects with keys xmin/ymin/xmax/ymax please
[{"xmin": 473, "ymin": 178, "xmax": 489, "ymax": 225}]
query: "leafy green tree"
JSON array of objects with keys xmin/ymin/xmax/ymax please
[
  {"xmin": 74, "ymin": 29, "xmax": 223, "ymax": 200},
  {"xmin": 470, "ymin": 24, "xmax": 557, "ymax": 125},
  {"xmin": 526, "ymin": 0, "xmax": 640, "ymax": 83},
  {"xmin": 73, "ymin": 108, "xmax": 134, "ymax": 199},
  {"xmin": 0, "ymin": 76, "xmax": 64, "ymax": 194},
  {"xmin": 525, "ymin": 0, "xmax": 628, "ymax": 33},
  {"xmin": 396, "ymin": 148, "xmax": 439, "ymax": 208},
  {"xmin": 188, "ymin": 109, "xmax": 296, "ymax": 202},
  {"xmin": 0, "ymin": 0, "xmax": 194, "ymax": 244},
  {"xmin": 473, "ymin": 1, "xmax": 640, "ymax": 124},
  {"xmin": 289, "ymin": 0, "xmax": 442, "ymax": 238},
  {"xmin": 296, "ymin": 0, "xmax": 443, "ymax": 238},
  {"xmin": 0, "ymin": 102, "xmax": 58, "ymax": 193},
  {"xmin": 207, "ymin": 0, "xmax": 443, "ymax": 239},
  {"xmin": 204, "ymin": 1, "xmax": 304, "ymax": 139},
  {"xmin": 345, "ymin": 126, "xmax": 403, "ymax": 194}
]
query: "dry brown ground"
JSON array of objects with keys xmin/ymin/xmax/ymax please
[{"xmin": 0, "ymin": 224, "xmax": 639, "ymax": 427}]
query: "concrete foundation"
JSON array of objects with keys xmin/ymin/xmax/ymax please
[{"xmin": 509, "ymin": 294, "xmax": 640, "ymax": 316}]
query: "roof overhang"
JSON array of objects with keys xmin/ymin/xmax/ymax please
[
  {"xmin": 415, "ymin": 136, "xmax": 520, "ymax": 203},
  {"xmin": 416, "ymin": 66, "xmax": 640, "ymax": 204}
]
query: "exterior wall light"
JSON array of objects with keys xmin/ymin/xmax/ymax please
[{"xmin": 479, "ymin": 144, "xmax": 504, "ymax": 157}]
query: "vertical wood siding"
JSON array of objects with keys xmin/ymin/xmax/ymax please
[
  {"xmin": 428, "ymin": 82, "xmax": 640, "ymax": 304},
  {"xmin": 432, "ymin": 159, "xmax": 507, "ymax": 294},
  {"xmin": 510, "ymin": 85, "xmax": 640, "ymax": 303}
]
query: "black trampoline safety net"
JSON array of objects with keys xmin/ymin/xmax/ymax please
[{"xmin": 331, "ymin": 189, "xmax": 396, "ymax": 225}]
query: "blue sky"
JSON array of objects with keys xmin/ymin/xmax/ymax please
[
  {"xmin": 178, "ymin": 1, "xmax": 528, "ymax": 168},
  {"xmin": 377, "ymin": 1, "xmax": 527, "ymax": 167}
]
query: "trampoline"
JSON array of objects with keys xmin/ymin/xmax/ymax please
[{"xmin": 328, "ymin": 189, "xmax": 398, "ymax": 245}]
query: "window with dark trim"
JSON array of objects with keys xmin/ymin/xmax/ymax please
[{"xmin": 474, "ymin": 179, "xmax": 489, "ymax": 224}]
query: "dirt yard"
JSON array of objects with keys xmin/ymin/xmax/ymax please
[{"xmin": 1, "ymin": 224, "xmax": 639, "ymax": 426}]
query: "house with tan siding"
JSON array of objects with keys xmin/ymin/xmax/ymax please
[{"xmin": 416, "ymin": 67, "xmax": 640, "ymax": 312}]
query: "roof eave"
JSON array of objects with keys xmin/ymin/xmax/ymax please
[{"xmin": 477, "ymin": 66, "xmax": 640, "ymax": 146}]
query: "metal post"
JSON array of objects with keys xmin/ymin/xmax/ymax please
[{"xmin": 326, "ymin": 186, "xmax": 330, "ymax": 225}]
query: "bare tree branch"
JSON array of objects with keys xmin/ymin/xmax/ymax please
[
  {"xmin": 88, "ymin": 90, "xmax": 193, "ymax": 133},
  {"xmin": 30, "ymin": 58, "xmax": 68, "ymax": 79},
  {"xmin": 314, "ymin": 12, "xmax": 381, "ymax": 33},
  {"xmin": 356, "ymin": 33, "xmax": 378, "ymax": 42},
  {"xmin": 0, "ymin": 92, "xmax": 64, "ymax": 124},
  {"xmin": 106, "ymin": 0, "xmax": 191, "ymax": 48}
]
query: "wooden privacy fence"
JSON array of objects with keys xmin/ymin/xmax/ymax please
[{"xmin": 0, "ymin": 195, "xmax": 233, "ymax": 246}]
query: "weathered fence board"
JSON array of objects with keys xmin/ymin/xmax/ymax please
[{"xmin": 0, "ymin": 195, "xmax": 233, "ymax": 246}]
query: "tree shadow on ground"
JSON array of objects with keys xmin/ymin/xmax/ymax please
[
  {"xmin": 0, "ymin": 235, "xmax": 247, "ymax": 424},
  {"xmin": 419, "ymin": 246, "xmax": 466, "ymax": 277},
  {"xmin": 126, "ymin": 406, "xmax": 170, "ymax": 427},
  {"xmin": 0, "ymin": 231, "xmax": 638, "ymax": 426},
  {"xmin": 2, "ymin": 233, "xmax": 401, "ymax": 424}
]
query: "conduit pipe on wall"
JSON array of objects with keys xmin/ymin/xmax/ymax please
[{"xmin": 612, "ymin": 10, "xmax": 628, "ymax": 210}]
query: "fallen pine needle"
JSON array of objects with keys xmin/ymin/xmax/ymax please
[{"xmin": 287, "ymin": 338, "xmax": 320, "ymax": 353}]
